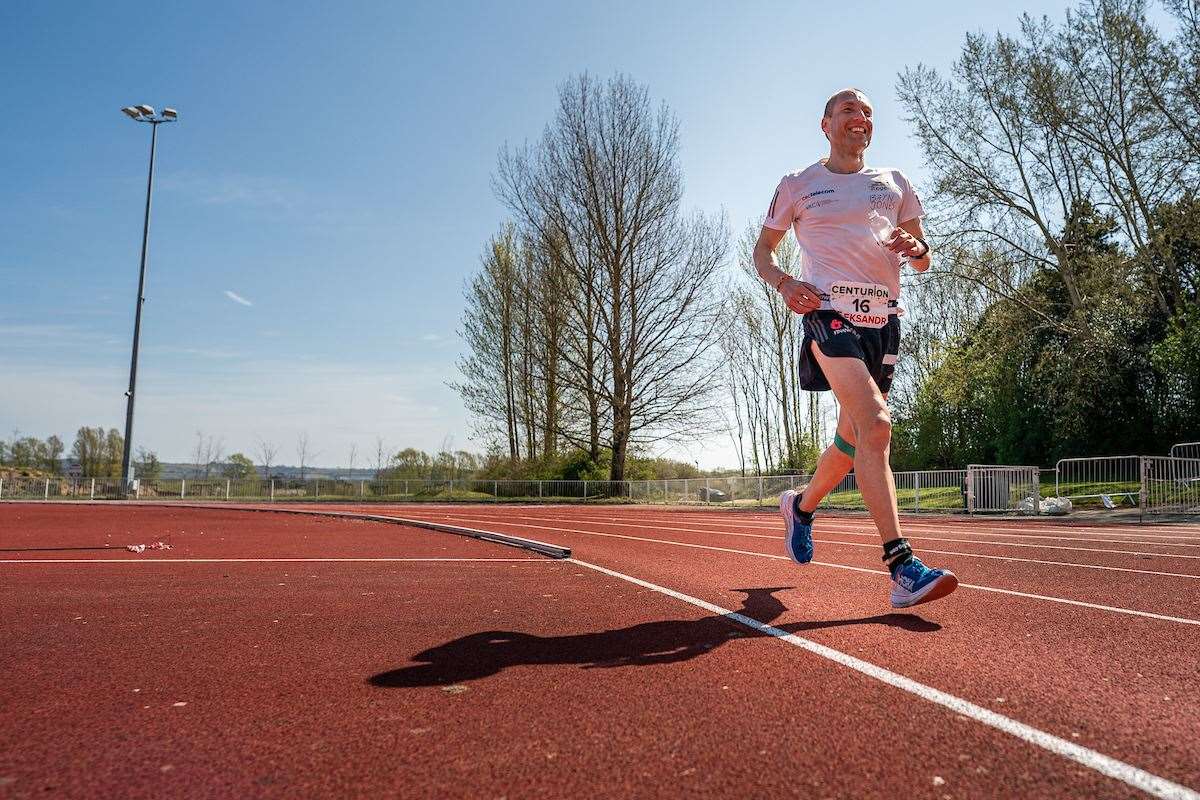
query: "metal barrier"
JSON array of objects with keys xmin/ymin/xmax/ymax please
[
  {"xmin": 1169, "ymin": 441, "xmax": 1200, "ymax": 461},
  {"xmin": 10, "ymin": 462, "xmax": 1198, "ymax": 516},
  {"xmin": 0, "ymin": 470, "xmax": 981, "ymax": 513},
  {"xmin": 1141, "ymin": 456, "xmax": 1200, "ymax": 515},
  {"xmin": 965, "ymin": 465, "xmax": 1040, "ymax": 514},
  {"xmin": 1055, "ymin": 456, "xmax": 1141, "ymax": 508}
]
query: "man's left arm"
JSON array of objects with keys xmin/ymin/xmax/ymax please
[{"xmin": 884, "ymin": 218, "xmax": 931, "ymax": 273}]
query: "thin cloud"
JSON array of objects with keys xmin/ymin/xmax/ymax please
[
  {"xmin": 420, "ymin": 333, "xmax": 442, "ymax": 342},
  {"xmin": 224, "ymin": 290, "xmax": 253, "ymax": 307}
]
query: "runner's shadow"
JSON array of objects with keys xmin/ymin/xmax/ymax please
[{"xmin": 369, "ymin": 586, "xmax": 940, "ymax": 688}]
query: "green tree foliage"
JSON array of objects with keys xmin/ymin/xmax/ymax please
[
  {"xmin": 134, "ymin": 448, "xmax": 163, "ymax": 481},
  {"xmin": 891, "ymin": 1, "xmax": 1200, "ymax": 467},
  {"xmin": 2, "ymin": 434, "xmax": 64, "ymax": 473},
  {"xmin": 72, "ymin": 427, "xmax": 123, "ymax": 477},
  {"xmin": 222, "ymin": 453, "xmax": 257, "ymax": 480}
]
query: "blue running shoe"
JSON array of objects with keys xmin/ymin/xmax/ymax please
[
  {"xmin": 890, "ymin": 556, "xmax": 958, "ymax": 608},
  {"xmin": 779, "ymin": 489, "xmax": 813, "ymax": 564}
]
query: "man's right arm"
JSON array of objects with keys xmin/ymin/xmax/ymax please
[{"xmin": 753, "ymin": 226, "xmax": 821, "ymax": 315}]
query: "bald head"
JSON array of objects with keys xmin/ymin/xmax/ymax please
[{"xmin": 824, "ymin": 88, "xmax": 870, "ymax": 119}]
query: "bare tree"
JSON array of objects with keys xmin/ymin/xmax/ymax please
[
  {"xmin": 188, "ymin": 431, "xmax": 224, "ymax": 479},
  {"xmin": 205, "ymin": 437, "xmax": 225, "ymax": 479},
  {"xmin": 347, "ymin": 443, "xmax": 358, "ymax": 480},
  {"xmin": 374, "ymin": 436, "xmax": 387, "ymax": 478},
  {"xmin": 454, "ymin": 226, "xmax": 524, "ymax": 460},
  {"xmin": 495, "ymin": 73, "xmax": 729, "ymax": 480},
  {"xmin": 256, "ymin": 437, "xmax": 278, "ymax": 480},
  {"xmin": 191, "ymin": 431, "xmax": 206, "ymax": 478},
  {"xmin": 897, "ymin": 1, "xmax": 1196, "ymax": 324},
  {"xmin": 296, "ymin": 433, "xmax": 317, "ymax": 481}
]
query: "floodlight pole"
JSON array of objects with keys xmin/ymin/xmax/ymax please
[{"xmin": 120, "ymin": 109, "xmax": 175, "ymax": 487}]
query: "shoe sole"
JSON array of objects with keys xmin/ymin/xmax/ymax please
[
  {"xmin": 779, "ymin": 490, "xmax": 812, "ymax": 565},
  {"xmin": 891, "ymin": 572, "xmax": 959, "ymax": 609}
]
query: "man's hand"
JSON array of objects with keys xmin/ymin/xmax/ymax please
[
  {"xmin": 779, "ymin": 278, "xmax": 822, "ymax": 314},
  {"xmin": 883, "ymin": 227, "xmax": 926, "ymax": 260}
]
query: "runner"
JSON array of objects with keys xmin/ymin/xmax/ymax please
[{"xmin": 751, "ymin": 88, "xmax": 958, "ymax": 608}]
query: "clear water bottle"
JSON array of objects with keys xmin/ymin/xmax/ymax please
[{"xmin": 866, "ymin": 210, "xmax": 893, "ymax": 245}]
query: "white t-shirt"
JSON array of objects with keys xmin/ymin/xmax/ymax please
[{"xmin": 764, "ymin": 161, "xmax": 924, "ymax": 322}]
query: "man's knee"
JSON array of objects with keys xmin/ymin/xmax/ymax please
[{"xmin": 856, "ymin": 410, "xmax": 892, "ymax": 450}]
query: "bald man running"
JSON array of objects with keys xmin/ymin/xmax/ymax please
[{"xmin": 752, "ymin": 88, "xmax": 958, "ymax": 608}]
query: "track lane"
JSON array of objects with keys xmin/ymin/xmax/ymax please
[
  {"xmin": 421, "ymin": 511, "xmax": 1200, "ymax": 621},
  {"xmin": 0, "ymin": 542, "xmax": 1149, "ymax": 799},
  {"xmin": 385, "ymin": 509, "xmax": 1200, "ymax": 792}
]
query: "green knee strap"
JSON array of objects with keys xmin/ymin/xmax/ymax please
[{"xmin": 833, "ymin": 433, "xmax": 856, "ymax": 458}]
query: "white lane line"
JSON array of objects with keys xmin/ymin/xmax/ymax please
[
  {"xmin": 507, "ymin": 514, "xmax": 1200, "ymax": 559},
  {"xmin": 437, "ymin": 514, "xmax": 1200, "ymax": 580},
  {"xmin": 428, "ymin": 515, "xmax": 1200, "ymax": 627},
  {"xmin": 535, "ymin": 512, "xmax": 1200, "ymax": 545},
  {"xmin": 550, "ymin": 510, "xmax": 1200, "ymax": 537},
  {"xmin": 568, "ymin": 557, "xmax": 1200, "ymax": 800},
  {"xmin": 0, "ymin": 557, "xmax": 548, "ymax": 564}
]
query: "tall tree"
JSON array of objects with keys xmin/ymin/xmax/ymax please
[
  {"xmin": 256, "ymin": 437, "xmax": 278, "ymax": 480},
  {"xmin": 495, "ymin": 73, "xmax": 729, "ymax": 480},
  {"xmin": 296, "ymin": 432, "xmax": 316, "ymax": 481}
]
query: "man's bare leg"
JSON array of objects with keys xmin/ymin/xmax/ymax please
[
  {"xmin": 797, "ymin": 412, "xmax": 856, "ymax": 515},
  {"xmin": 807, "ymin": 345, "xmax": 901, "ymax": 543},
  {"xmin": 805, "ymin": 343, "xmax": 957, "ymax": 606}
]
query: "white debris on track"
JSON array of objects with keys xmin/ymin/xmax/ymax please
[{"xmin": 126, "ymin": 542, "xmax": 173, "ymax": 554}]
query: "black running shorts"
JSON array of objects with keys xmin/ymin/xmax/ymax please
[{"xmin": 798, "ymin": 311, "xmax": 901, "ymax": 393}]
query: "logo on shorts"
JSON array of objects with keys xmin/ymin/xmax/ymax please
[{"xmin": 830, "ymin": 319, "xmax": 842, "ymax": 330}]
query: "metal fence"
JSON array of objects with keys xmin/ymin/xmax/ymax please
[
  {"xmin": 965, "ymin": 465, "xmax": 1040, "ymax": 514},
  {"xmin": 0, "ymin": 470, "xmax": 974, "ymax": 512},
  {"xmin": 1142, "ymin": 456, "xmax": 1200, "ymax": 515},
  {"xmin": 1169, "ymin": 441, "xmax": 1200, "ymax": 460},
  {"xmin": 1055, "ymin": 456, "xmax": 1141, "ymax": 508},
  {"xmin": 3, "ymin": 458, "xmax": 1198, "ymax": 516}
]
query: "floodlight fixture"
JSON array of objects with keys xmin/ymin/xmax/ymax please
[
  {"xmin": 162, "ymin": 108, "xmax": 178, "ymax": 120},
  {"xmin": 121, "ymin": 106, "xmax": 142, "ymax": 119},
  {"xmin": 137, "ymin": 104, "xmax": 154, "ymax": 116}
]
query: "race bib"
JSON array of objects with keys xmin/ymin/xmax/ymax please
[{"xmin": 829, "ymin": 282, "xmax": 890, "ymax": 328}]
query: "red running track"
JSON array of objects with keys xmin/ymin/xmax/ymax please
[{"xmin": 2, "ymin": 502, "xmax": 1198, "ymax": 799}]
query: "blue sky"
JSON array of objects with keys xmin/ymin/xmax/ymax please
[{"xmin": 1, "ymin": 0, "xmax": 1166, "ymax": 469}]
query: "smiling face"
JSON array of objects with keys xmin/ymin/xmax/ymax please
[{"xmin": 821, "ymin": 89, "xmax": 873, "ymax": 154}]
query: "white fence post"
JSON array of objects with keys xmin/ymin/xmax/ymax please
[
  {"xmin": 226, "ymin": 479, "xmax": 231, "ymax": 500},
  {"xmin": 90, "ymin": 478, "xmax": 95, "ymax": 500},
  {"xmin": 1139, "ymin": 457, "xmax": 1148, "ymax": 518},
  {"xmin": 583, "ymin": 480, "xmax": 588, "ymax": 501},
  {"xmin": 181, "ymin": 480, "xmax": 186, "ymax": 499},
  {"xmin": 44, "ymin": 478, "xmax": 49, "ymax": 499},
  {"xmin": 914, "ymin": 472, "xmax": 921, "ymax": 512},
  {"xmin": 0, "ymin": 478, "xmax": 3, "ymax": 498},
  {"xmin": 360, "ymin": 480, "xmax": 365, "ymax": 497},
  {"xmin": 270, "ymin": 479, "xmax": 275, "ymax": 502}
]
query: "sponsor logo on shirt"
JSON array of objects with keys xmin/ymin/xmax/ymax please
[{"xmin": 868, "ymin": 178, "xmax": 900, "ymax": 211}]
